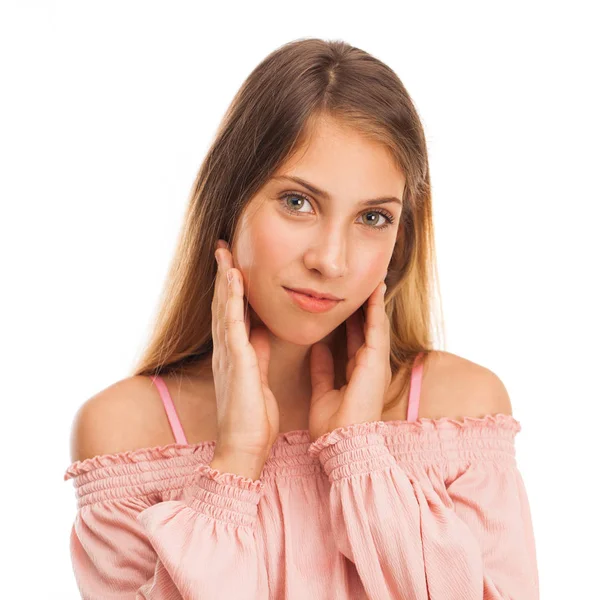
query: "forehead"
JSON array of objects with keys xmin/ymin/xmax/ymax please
[{"xmin": 273, "ymin": 116, "xmax": 406, "ymax": 199}]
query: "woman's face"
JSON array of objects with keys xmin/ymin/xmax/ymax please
[{"xmin": 231, "ymin": 116, "xmax": 406, "ymax": 347}]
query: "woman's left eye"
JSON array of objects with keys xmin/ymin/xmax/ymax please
[{"xmin": 278, "ymin": 192, "xmax": 395, "ymax": 231}]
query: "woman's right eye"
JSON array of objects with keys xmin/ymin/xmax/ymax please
[{"xmin": 278, "ymin": 192, "xmax": 314, "ymax": 216}]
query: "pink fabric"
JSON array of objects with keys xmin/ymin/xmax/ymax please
[
  {"xmin": 405, "ymin": 351, "xmax": 424, "ymax": 423},
  {"xmin": 149, "ymin": 374, "xmax": 188, "ymax": 445},
  {"xmin": 64, "ymin": 352, "xmax": 539, "ymax": 599}
]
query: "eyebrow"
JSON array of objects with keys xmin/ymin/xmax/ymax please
[{"xmin": 272, "ymin": 175, "xmax": 403, "ymax": 208}]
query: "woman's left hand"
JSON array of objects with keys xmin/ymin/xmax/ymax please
[{"xmin": 308, "ymin": 281, "xmax": 392, "ymax": 443}]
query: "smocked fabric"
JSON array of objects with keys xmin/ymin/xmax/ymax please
[{"xmin": 64, "ymin": 411, "xmax": 539, "ymax": 599}]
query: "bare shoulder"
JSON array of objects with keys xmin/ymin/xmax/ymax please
[
  {"xmin": 69, "ymin": 375, "xmax": 176, "ymax": 463},
  {"xmin": 419, "ymin": 350, "xmax": 513, "ymax": 420}
]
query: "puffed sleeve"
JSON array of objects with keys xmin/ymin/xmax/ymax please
[
  {"xmin": 66, "ymin": 462, "xmax": 269, "ymax": 600},
  {"xmin": 308, "ymin": 416, "xmax": 539, "ymax": 600}
]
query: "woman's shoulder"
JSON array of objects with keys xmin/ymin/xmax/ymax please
[
  {"xmin": 69, "ymin": 374, "xmax": 189, "ymax": 465},
  {"xmin": 414, "ymin": 350, "xmax": 513, "ymax": 421}
]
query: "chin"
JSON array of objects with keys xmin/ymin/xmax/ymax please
[
  {"xmin": 273, "ymin": 320, "xmax": 336, "ymax": 346},
  {"xmin": 247, "ymin": 289, "xmax": 345, "ymax": 345},
  {"xmin": 252, "ymin": 309, "xmax": 339, "ymax": 347}
]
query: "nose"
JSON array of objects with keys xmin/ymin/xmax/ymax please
[{"xmin": 302, "ymin": 227, "xmax": 347, "ymax": 279}]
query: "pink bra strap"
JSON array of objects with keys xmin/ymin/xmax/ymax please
[
  {"xmin": 406, "ymin": 352, "xmax": 425, "ymax": 423},
  {"xmin": 150, "ymin": 375, "xmax": 188, "ymax": 445}
]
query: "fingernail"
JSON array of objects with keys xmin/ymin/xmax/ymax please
[{"xmin": 381, "ymin": 283, "xmax": 387, "ymax": 295}]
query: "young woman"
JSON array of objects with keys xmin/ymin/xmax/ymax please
[{"xmin": 65, "ymin": 38, "xmax": 539, "ymax": 599}]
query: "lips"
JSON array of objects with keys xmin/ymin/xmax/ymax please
[
  {"xmin": 285, "ymin": 287, "xmax": 342, "ymax": 301},
  {"xmin": 284, "ymin": 287, "xmax": 341, "ymax": 313}
]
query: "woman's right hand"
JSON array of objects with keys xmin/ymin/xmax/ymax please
[{"xmin": 210, "ymin": 239, "xmax": 280, "ymax": 473}]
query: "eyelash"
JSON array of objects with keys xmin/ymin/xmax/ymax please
[{"xmin": 278, "ymin": 191, "xmax": 395, "ymax": 231}]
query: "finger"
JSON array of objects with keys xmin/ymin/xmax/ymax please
[
  {"xmin": 345, "ymin": 282, "xmax": 389, "ymax": 408},
  {"xmin": 211, "ymin": 249, "xmax": 221, "ymax": 359},
  {"xmin": 309, "ymin": 342, "xmax": 335, "ymax": 402},
  {"xmin": 224, "ymin": 267, "xmax": 251, "ymax": 361},
  {"xmin": 346, "ymin": 309, "xmax": 364, "ymax": 362},
  {"xmin": 250, "ymin": 327, "xmax": 271, "ymax": 386},
  {"xmin": 363, "ymin": 281, "xmax": 387, "ymax": 354},
  {"xmin": 216, "ymin": 242, "xmax": 249, "ymax": 340},
  {"xmin": 212, "ymin": 245, "xmax": 232, "ymax": 365}
]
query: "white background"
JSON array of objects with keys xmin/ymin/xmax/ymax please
[{"xmin": 1, "ymin": 1, "xmax": 598, "ymax": 597}]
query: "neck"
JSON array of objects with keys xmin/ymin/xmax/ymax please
[
  {"xmin": 251, "ymin": 305, "xmax": 347, "ymax": 410},
  {"xmin": 188, "ymin": 307, "xmax": 347, "ymax": 414}
]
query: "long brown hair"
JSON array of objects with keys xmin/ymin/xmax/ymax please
[{"xmin": 131, "ymin": 37, "xmax": 445, "ymax": 413}]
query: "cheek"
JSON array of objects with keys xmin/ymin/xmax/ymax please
[
  {"xmin": 353, "ymin": 249, "xmax": 389, "ymax": 290},
  {"xmin": 234, "ymin": 210, "xmax": 291, "ymax": 278},
  {"xmin": 257, "ymin": 216, "xmax": 297, "ymax": 254}
]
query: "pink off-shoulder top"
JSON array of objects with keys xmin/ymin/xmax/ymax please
[{"xmin": 64, "ymin": 352, "xmax": 540, "ymax": 599}]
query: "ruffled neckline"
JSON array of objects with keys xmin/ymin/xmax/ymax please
[{"xmin": 64, "ymin": 412, "xmax": 520, "ymax": 480}]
